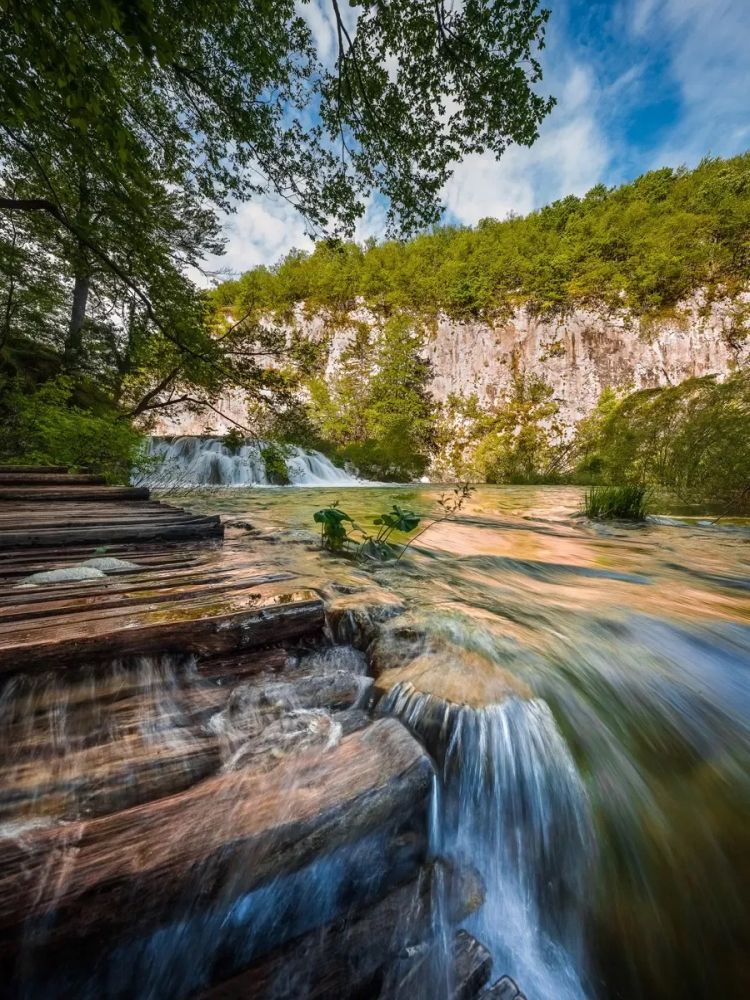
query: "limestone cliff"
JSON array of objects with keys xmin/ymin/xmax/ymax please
[{"xmin": 152, "ymin": 290, "xmax": 749, "ymax": 436}]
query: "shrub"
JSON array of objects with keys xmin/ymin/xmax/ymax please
[
  {"xmin": 582, "ymin": 485, "xmax": 650, "ymax": 521},
  {"xmin": 0, "ymin": 377, "xmax": 145, "ymax": 483},
  {"xmin": 222, "ymin": 428, "xmax": 245, "ymax": 455},
  {"xmin": 260, "ymin": 442, "xmax": 291, "ymax": 485}
]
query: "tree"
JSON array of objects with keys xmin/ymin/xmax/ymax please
[
  {"xmin": 457, "ymin": 363, "xmax": 568, "ymax": 483},
  {"xmin": 0, "ymin": 0, "xmax": 554, "ymax": 425},
  {"xmin": 574, "ymin": 373, "xmax": 750, "ymax": 506}
]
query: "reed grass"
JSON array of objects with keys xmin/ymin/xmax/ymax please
[{"xmin": 582, "ymin": 484, "xmax": 650, "ymax": 521}]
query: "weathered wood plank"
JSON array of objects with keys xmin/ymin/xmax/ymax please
[
  {"xmin": 0, "ymin": 590, "xmax": 325, "ymax": 671},
  {"xmin": 0, "ymin": 486, "xmax": 150, "ymax": 502},
  {"xmin": 0, "ymin": 719, "xmax": 433, "ymax": 945},
  {"xmin": 0, "ymin": 573, "xmax": 293, "ymax": 622},
  {"xmin": 0, "ymin": 516, "xmax": 224, "ymax": 548},
  {"xmin": 0, "ymin": 465, "xmax": 73, "ymax": 474},
  {"xmin": 0, "ymin": 473, "xmax": 107, "ymax": 485}
]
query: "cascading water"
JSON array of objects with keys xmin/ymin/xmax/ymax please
[
  {"xmin": 380, "ymin": 682, "xmax": 593, "ymax": 999},
  {"xmin": 139, "ymin": 436, "xmax": 365, "ymax": 487}
]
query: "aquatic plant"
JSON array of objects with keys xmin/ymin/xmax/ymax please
[
  {"xmin": 582, "ymin": 484, "xmax": 650, "ymax": 520},
  {"xmin": 313, "ymin": 484, "xmax": 475, "ymax": 563},
  {"xmin": 313, "ymin": 503, "xmax": 354, "ymax": 552}
]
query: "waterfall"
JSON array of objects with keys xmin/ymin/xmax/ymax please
[
  {"xmin": 381, "ymin": 682, "xmax": 593, "ymax": 999},
  {"xmin": 139, "ymin": 436, "xmax": 366, "ymax": 487}
]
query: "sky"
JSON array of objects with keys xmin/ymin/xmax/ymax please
[{"xmin": 202, "ymin": 0, "xmax": 750, "ymax": 283}]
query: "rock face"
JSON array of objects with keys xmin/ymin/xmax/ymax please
[{"xmin": 151, "ymin": 290, "xmax": 750, "ymax": 436}]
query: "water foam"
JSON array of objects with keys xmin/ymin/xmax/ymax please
[
  {"xmin": 381, "ymin": 681, "xmax": 593, "ymax": 999},
  {"xmin": 139, "ymin": 436, "xmax": 365, "ymax": 487}
]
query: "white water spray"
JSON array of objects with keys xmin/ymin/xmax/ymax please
[
  {"xmin": 381, "ymin": 682, "xmax": 593, "ymax": 999},
  {"xmin": 139, "ymin": 436, "xmax": 366, "ymax": 487}
]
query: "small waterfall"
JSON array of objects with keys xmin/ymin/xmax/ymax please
[
  {"xmin": 139, "ymin": 436, "xmax": 365, "ymax": 487},
  {"xmin": 381, "ymin": 681, "xmax": 593, "ymax": 999}
]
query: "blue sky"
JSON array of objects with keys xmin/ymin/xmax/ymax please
[{"xmin": 204, "ymin": 0, "xmax": 750, "ymax": 280}]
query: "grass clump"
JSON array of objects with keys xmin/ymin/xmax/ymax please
[{"xmin": 582, "ymin": 484, "xmax": 650, "ymax": 521}]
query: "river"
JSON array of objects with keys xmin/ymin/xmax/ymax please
[{"xmin": 181, "ymin": 484, "xmax": 750, "ymax": 999}]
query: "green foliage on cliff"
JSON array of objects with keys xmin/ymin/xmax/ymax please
[
  {"xmin": 217, "ymin": 153, "xmax": 750, "ymax": 319},
  {"xmin": 303, "ymin": 316, "xmax": 435, "ymax": 481}
]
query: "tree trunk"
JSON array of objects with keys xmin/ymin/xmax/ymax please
[
  {"xmin": 63, "ymin": 271, "xmax": 90, "ymax": 366},
  {"xmin": 62, "ymin": 171, "xmax": 91, "ymax": 370}
]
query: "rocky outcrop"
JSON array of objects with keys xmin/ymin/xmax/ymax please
[{"xmin": 152, "ymin": 290, "xmax": 750, "ymax": 436}]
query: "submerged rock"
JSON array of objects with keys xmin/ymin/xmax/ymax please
[
  {"xmin": 370, "ymin": 613, "xmax": 531, "ymax": 708},
  {"xmin": 297, "ymin": 644, "xmax": 370, "ymax": 676},
  {"xmin": 325, "ymin": 589, "xmax": 406, "ymax": 647}
]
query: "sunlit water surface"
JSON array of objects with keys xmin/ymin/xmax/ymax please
[{"xmin": 181, "ymin": 485, "xmax": 750, "ymax": 999}]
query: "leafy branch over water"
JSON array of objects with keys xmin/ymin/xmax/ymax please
[{"xmin": 313, "ymin": 484, "xmax": 475, "ymax": 563}]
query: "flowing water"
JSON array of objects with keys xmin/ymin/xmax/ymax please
[
  {"xmin": 182, "ymin": 484, "xmax": 750, "ymax": 999},
  {"xmin": 140, "ymin": 436, "xmax": 365, "ymax": 487}
]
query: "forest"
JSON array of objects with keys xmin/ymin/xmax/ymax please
[{"xmin": 215, "ymin": 153, "xmax": 750, "ymax": 317}]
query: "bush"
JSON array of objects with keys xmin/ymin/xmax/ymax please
[
  {"xmin": 0, "ymin": 377, "xmax": 145, "ymax": 483},
  {"xmin": 222, "ymin": 428, "xmax": 245, "ymax": 455},
  {"xmin": 582, "ymin": 485, "xmax": 650, "ymax": 520},
  {"xmin": 260, "ymin": 442, "xmax": 291, "ymax": 485},
  {"xmin": 575, "ymin": 373, "xmax": 750, "ymax": 507}
]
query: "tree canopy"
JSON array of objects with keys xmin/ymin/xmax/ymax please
[
  {"xmin": 216, "ymin": 153, "xmax": 750, "ymax": 319},
  {"xmin": 0, "ymin": 0, "xmax": 553, "ymax": 441}
]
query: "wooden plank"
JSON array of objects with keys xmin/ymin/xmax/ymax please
[
  {"xmin": 0, "ymin": 473, "xmax": 107, "ymax": 485},
  {"xmin": 0, "ymin": 719, "xmax": 433, "ymax": 944},
  {"xmin": 0, "ymin": 563, "xmax": 233, "ymax": 601},
  {"xmin": 0, "ymin": 516, "xmax": 224, "ymax": 548},
  {"xmin": 0, "ymin": 589, "xmax": 325, "ymax": 670},
  {"xmin": 0, "ymin": 572, "xmax": 294, "ymax": 622},
  {"xmin": 0, "ymin": 465, "xmax": 72, "ymax": 474},
  {"xmin": 0, "ymin": 486, "xmax": 150, "ymax": 502},
  {"xmin": 0, "ymin": 577, "xmax": 299, "ymax": 633}
]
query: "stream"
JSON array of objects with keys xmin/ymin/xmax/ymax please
[{"xmin": 181, "ymin": 484, "xmax": 750, "ymax": 999}]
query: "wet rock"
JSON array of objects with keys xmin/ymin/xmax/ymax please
[
  {"xmin": 200, "ymin": 860, "xmax": 484, "ymax": 999},
  {"xmin": 383, "ymin": 929, "xmax": 492, "ymax": 1000},
  {"xmin": 223, "ymin": 670, "xmax": 371, "ymax": 723},
  {"xmin": 479, "ymin": 975, "xmax": 527, "ymax": 1000},
  {"xmin": 223, "ymin": 709, "xmax": 342, "ymax": 771},
  {"xmin": 336, "ymin": 707, "xmax": 371, "ymax": 736},
  {"xmin": 325, "ymin": 589, "xmax": 406, "ymax": 648}
]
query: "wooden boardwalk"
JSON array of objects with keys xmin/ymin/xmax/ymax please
[
  {"xmin": 0, "ymin": 467, "xmax": 325, "ymax": 670},
  {"xmin": 0, "ymin": 468, "xmax": 463, "ymax": 998}
]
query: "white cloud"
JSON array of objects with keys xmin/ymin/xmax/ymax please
[
  {"xmin": 627, "ymin": 0, "xmax": 750, "ymax": 166},
  {"xmin": 196, "ymin": 197, "xmax": 314, "ymax": 287},
  {"xmin": 442, "ymin": 55, "xmax": 611, "ymax": 226}
]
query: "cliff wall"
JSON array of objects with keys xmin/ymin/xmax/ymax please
[{"xmin": 152, "ymin": 291, "xmax": 749, "ymax": 436}]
